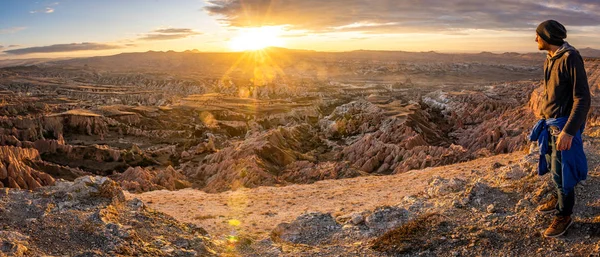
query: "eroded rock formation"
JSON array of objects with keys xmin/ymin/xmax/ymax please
[
  {"xmin": 0, "ymin": 145, "xmax": 54, "ymax": 189},
  {"xmin": 186, "ymin": 124, "xmax": 323, "ymax": 192},
  {"xmin": 0, "ymin": 52, "xmax": 563, "ymax": 193},
  {"xmin": 115, "ymin": 166, "xmax": 191, "ymax": 192}
]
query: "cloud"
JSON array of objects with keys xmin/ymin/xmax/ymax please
[
  {"xmin": 30, "ymin": 7, "xmax": 55, "ymax": 14},
  {"xmin": 7, "ymin": 45, "xmax": 20, "ymax": 48},
  {"xmin": 139, "ymin": 28, "xmax": 202, "ymax": 41},
  {"xmin": 0, "ymin": 27, "xmax": 26, "ymax": 34},
  {"xmin": 4, "ymin": 43, "xmax": 122, "ymax": 55},
  {"xmin": 0, "ymin": 46, "xmax": 3, "ymax": 49},
  {"xmin": 153, "ymin": 28, "xmax": 196, "ymax": 34},
  {"xmin": 204, "ymin": 0, "xmax": 600, "ymax": 33},
  {"xmin": 30, "ymin": 2, "xmax": 58, "ymax": 14}
]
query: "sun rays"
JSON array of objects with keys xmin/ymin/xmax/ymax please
[
  {"xmin": 229, "ymin": 26, "xmax": 286, "ymax": 52},
  {"xmin": 220, "ymin": 45, "xmax": 290, "ymax": 100}
]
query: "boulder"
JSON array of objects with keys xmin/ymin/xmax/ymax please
[
  {"xmin": 365, "ymin": 206, "xmax": 410, "ymax": 235},
  {"xmin": 271, "ymin": 212, "xmax": 342, "ymax": 245}
]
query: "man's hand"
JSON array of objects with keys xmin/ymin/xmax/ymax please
[{"xmin": 556, "ymin": 131, "xmax": 574, "ymax": 151}]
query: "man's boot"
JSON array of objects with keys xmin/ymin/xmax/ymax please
[
  {"xmin": 537, "ymin": 196, "xmax": 558, "ymax": 214},
  {"xmin": 543, "ymin": 216, "xmax": 573, "ymax": 238}
]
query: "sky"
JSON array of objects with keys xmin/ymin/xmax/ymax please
[{"xmin": 1, "ymin": 0, "xmax": 600, "ymax": 59}]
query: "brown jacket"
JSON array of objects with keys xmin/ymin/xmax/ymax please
[{"xmin": 541, "ymin": 42, "xmax": 591, "ymax": 136}]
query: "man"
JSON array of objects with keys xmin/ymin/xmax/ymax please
[{"xmin": 529, "ymin": 20, "xmax": 591, "ymax": 238}]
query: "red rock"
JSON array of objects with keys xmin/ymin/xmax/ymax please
[
  {"xmin": 115, "ymin": 166, "xmax": 189, "ymax": 192},
  {"xmin": 0, "ymin": 145, "xmax": 55, "ymax": 190}
]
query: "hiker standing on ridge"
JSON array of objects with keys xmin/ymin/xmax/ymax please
[{"xmin": 529, "ymin": 20, "xmax": 591, "ymax": 238}]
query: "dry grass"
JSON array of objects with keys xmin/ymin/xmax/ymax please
[{"xmin": 370, "ymin": 212, "xmax": 449, "ymax": 254}]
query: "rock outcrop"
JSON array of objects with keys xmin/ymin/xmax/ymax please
[
  {"xmin": 272, "ymin": 213, "xmax": 342, "ymax": 245},
  {"xmin": 115, "ymin": 166, "xmax": 191, "ymax": 192},
  {"xmin": 0, "ymin": 145, "xmax": 54, "ymax": 189},
  {"xmin": 321, "ymin": 99, "xmax": 468, "ymax": 174},
  {"xmin": 425, "ymin": 81, "xmax": 538, "ymax": 154},
  {"xmin": 186, "ymin": 125, "xmax": 323, "ymax": 192},
  {"xmin": 0, "ymin": 176, "xmax": 220, "ymax": 256}
]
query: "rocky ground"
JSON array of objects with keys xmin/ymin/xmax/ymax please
[
  {"xmin": 131, "ymin": 134, "xmax": 600, "ymax": 256},
  {"xmin": 3, "ymin": 138, "xmax": 600, "ymax": 256},
  {"xmin": 0, "ymin": 176, "xmax": 222, "ymax": 256}
]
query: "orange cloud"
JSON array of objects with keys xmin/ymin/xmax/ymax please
[{"xmin": 139, "ymin": 28, "xmax": 202, "ymax": 41}]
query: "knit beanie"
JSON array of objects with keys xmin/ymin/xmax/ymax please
[{"xmin": 536, "ymin": 20, "xmax": 567, "ymax": 46}]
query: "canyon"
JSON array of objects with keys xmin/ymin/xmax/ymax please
[{"xmin": 1, "ymin": 49, "xmax": 599, "ymax": 256}]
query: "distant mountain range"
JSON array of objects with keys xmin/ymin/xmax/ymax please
[
  {"xmin": 0, "ymin": 58, "xmax": 69, "ymax": 68},
  {"xmin": 38, "ymin": 48, "xmax": 540, "ymax": 76},
  {"xmin": 1, "ymin": 46, "xmax": 599, "ymax": 69},
  {"xmin": 580, "ymin": 47, "xmax": 600, "ymax": 58}
]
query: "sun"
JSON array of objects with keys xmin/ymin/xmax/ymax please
[{"xmin": 229, "ymin": 26, "xmax": 285, "ymax": 51}]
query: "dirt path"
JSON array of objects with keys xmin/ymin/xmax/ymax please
[{"xmin": 125, "ymin": 152, "xmax": 524, "ymax": 239}]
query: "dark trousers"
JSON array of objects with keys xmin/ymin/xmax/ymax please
[{"xmin": 546, "ymin": 130, "xmax": 575, "ymax": 217}]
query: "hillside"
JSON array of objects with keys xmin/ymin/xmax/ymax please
[
  {"xmin": 0, "ymin": 53, "xmax": 599, "ymax": 256},
  {"xmin": 127, "ymin": 142, "xmax": 600, "ymax": 256}
]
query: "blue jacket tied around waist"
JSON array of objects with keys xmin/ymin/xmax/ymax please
[{"xmin": 529, "ymin": 117, "xmax": 587, "ymax": 194}]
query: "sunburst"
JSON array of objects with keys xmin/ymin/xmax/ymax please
[{"xmin": 229, "ymin": 26, "xmax": 285, "ymax": 51}]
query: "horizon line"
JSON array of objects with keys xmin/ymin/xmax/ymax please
[{"xmin": 0, "ymin": 47, "xmax": 556, "ymax": 61}]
